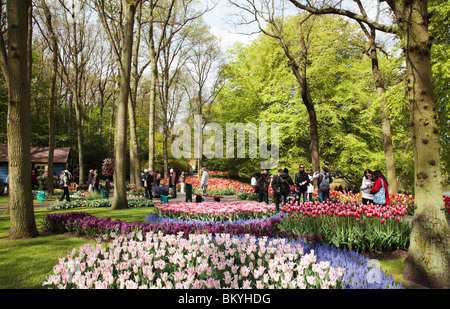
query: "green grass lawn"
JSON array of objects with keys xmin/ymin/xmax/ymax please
[
  {"xmin": 0, "ymin": 203, "xmax": 415, "ymax": 289},
  {"xmin": 0, "ymin": 206, "xmax": 156, "ymax": 289}
]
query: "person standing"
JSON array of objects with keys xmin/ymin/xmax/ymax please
[
  {"xmin": 272, "ymin": 168, "xmax": 294, "ymax": 211},
  {"xmin": 306, "ymin": 169, "xmax": 314, "ymax": 202},
  {"xmin": 180, "ymin": 171, "xmax": 186, "ymax": 193},
  {"xmin": 87, "ymin": 169, "xmax": 94, "ymax": 193},
  {"xmin": 31, "ymin": 170, "xmax": 38, "ymax": 190},
  {"xmin": 257, "ymin": 169, "xmax": 270, "ymax": 204},
  {"xmin": 5, "ymin": 174, "xmax": 8, "ymax": 195},
  {"xmin": 59, "ymin": 170, "xmax": 70, "ymax": 202},
  {"xmin": 251, "ymin": 172, "xmax": 259, "ymax": 193},
  {"xmin": 317, "ymin": 166, "xmax": 333, "ymax": 203},
  {"xmin": 155, "ymin": 171, "xmax": 161, "ymax": 187},
  {"xmin": 105, "ymin": 178, "xmax": 111, "ymax": 199},
  {"xmin": 295, "ymin": 164, "xmax": 310, "ymax": 204},
  {"xmin": 201, "ymin": 168, "xmax": 209, "ymax": 196},
  {"xmin": 169, "ymin": 169, "xmax": 178, "ymax": 198},
  {"xmin": 93, "ymin": 170, "xmax": 100, "ymax": 193},
  {"xmin": 371, "ymin": 170, "xmax": 391, "ymax": 206},
  {"xmin": 58, "ymin": 170, "xmax": 65, "ymax": 188},
  {"xmin": 271, "ymin": 169, "xmax": 283, "ymax": 211},
  {"xmin": 143, "ymin": 169, "xmax": 153, "ymax": 199},
  {"xmin": 280, "ymin": 168, "xmax": 294, "ymax": 207},
  {"xmin": 360, "ymin": 169, "xmax": 374, "ymax": 205}
]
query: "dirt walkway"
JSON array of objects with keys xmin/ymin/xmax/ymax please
[{"xmin": 0, "ymin": 191, "xmax": 251, "ymax": 211}]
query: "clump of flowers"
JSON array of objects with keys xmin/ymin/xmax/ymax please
[
  {"xmin": 42, "ymin": 231, "xmax": 345, "ymax": 289},
  {"xmin": 278, "ymin": 199, "xmax": 411, "ymax": 252},
  {"xmin": 42, "ymin": 211, "xmax": 294, "ymax": 240},
  {"xmin": 153, "ymin": 186, "xmax": 169, "ymax": 196},
  {"xmin": 102, "ymin": 158, "xmax": 114, "ymax": 178},
  {"xmin": 155, "ymin": 201, "xmax": 276, "ymax": 222}
]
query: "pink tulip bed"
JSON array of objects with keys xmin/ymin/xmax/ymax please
[
  {"xmin": 42, "ymin": 199, "xmax": 405, "ymax": 289},
  {"xmin": 41, "ymin": 225, "xmax": 402, "ymax": 289},
  {"xmin": 154, "ymin": 201, "xmax": 278, "ymax": 222},
  {"xmin": 42, "ymin": 231, "xmax": 348, "ymax": 289}
]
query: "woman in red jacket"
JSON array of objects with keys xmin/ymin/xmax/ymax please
[{"xmin": 370, "ymin": 170, "xmax": 391, "ymax": 206}]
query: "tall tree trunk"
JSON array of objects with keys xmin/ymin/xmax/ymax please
[
  {"xmin": 108, "ymin": 100, "xmax": 115, "ymax": 155},
  {"xmin": 148, "ymin": 7, "xmax": 157, "ymax": 173},
  {"xmin": 147, "ymin": 0, "xmax": 175, "ymax": 172},
  {"xmin": 41, "ymin": 0, "xmax": 58, "ymax": 195},
  {"xmin": 128, "ymin": 96, "xmax": 140, "ymax": 185},
  {"xmin": 111, "ymin": 0, "xmax": 137, "ymax": 210},
  {"xmin": 129, "ymin": 0, "xmax": 142, "ymax": 186},
  {"xmin": 364, "ymin": 26, "xmax": 398, "ymax": 194},
  {"xmin": 6, "ymin": 0, "xmax": 38, "ymax": 238},
  {"xmin": 394, "ymin": 0, "xmax": 450, "ymax": 289},
  {"xmin": 196, "ymin": 104, "xmax": 203, "ymax": 179},
  {"xmin": 70, "ymin": 13, "xmax": 85, "ymax": 185},
  {"xmin": 74, "ymin": 90, "xmax": 85, "ymax": 185},
  {"xmin": 280, "ymin": 24, "xmax": 320, "ymax": 179}
]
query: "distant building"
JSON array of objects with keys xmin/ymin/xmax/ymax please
[{"xmin": 0, "ymin": 145, "xmax": 71, "ymax": 182}]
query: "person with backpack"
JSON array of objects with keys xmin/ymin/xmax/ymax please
[
  {"xmin": 59, "ymin": 170, "xmax": 71, "ymax": 202},
  {"xmin": 317, "ymin": 166, "xmax": 333, "ymax": 203},
  {"xmin": 370, "ymin": 170, "xmax": 391, "ymax": 206}
]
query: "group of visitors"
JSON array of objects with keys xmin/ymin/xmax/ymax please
[
  {"xmin": 54, "ymin": 162, "xmax": 391, "ymax": 209},
  {"xmin": 360, "ymin": 169, "xmax": 391, "ymax": 206},
  {"xmin": 88, "ymin": 169, "xmax": 111, "ymax": 198},
  {"xmin": 251, "ymin": 165, "xmax": 391, "ymax": 211},
  {"xmin": 58, "ymin": 168, "xmax": 114, "ymax": 202},
  {"xmin": 142, "ymin": 169, "xmax": 155, "ymax": 200},
  {"xmin": 87, "ymin": 169, "xmax": 101, "ymax": 193},
  {"xmin": 141, "ymin": 168, "xmax": 183, "ymax": 199},
  {"xmin": 251, "ymin": 164, "xmax": 334, "ymax": 211}
]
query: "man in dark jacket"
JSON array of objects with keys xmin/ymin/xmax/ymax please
[
  {"xmin": 144, "ymin": 169, "xmax": 153, "ymax": 200},
  {"xmin": 257, "ymin": 169, "xmax": 270, "ymax": 204},
  {"xmin": 295, "ymin": 164, "xmax": 310, "ymax": 204},
  {"xmin": 272, "ymin": 168, "xmax": 294, "ymax": 211}
]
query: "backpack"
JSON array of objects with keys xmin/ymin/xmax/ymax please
[
  {"xmin": 271, "ymin": 175, "xmax": 281, "ymax": 194},
  {"xmin": 319, "ymin": 173, "xmax": 330, "ymax": 191}
]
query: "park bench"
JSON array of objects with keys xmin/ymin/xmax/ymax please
[{"xmin": 195, "ymin": 194, "xmax": 223, "ymax": 202}]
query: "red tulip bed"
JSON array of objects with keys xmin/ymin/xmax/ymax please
[
  {"xmin": 162, "ymin": 176, "xmax": 254, "ymax": 196},
  {"xmin": 277, "ymin": 199, "xmax": 410, "ymax": 253}
]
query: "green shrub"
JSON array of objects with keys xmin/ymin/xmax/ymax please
[{"xmin": 47, "ymin": 198, "xmax": 155, "ymax": 210}]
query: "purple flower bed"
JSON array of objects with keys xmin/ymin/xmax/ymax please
[{"xmin": 43, "ymin": 211, "xmax": 297, "ymax": 239}]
